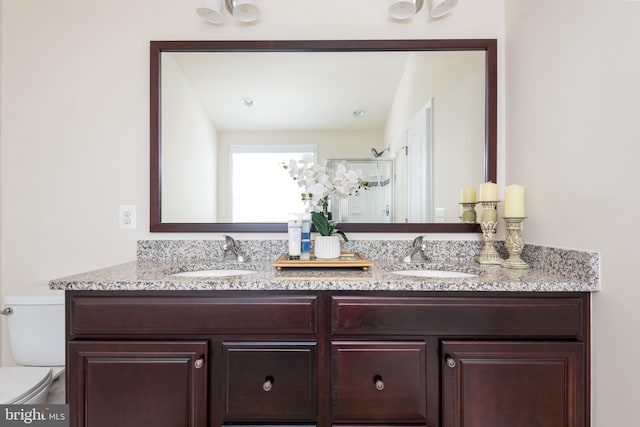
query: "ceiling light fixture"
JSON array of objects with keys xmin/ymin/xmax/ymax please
[
  {"xmin": 430, "ymin": 0, "xmax": 458, "ymax": 18},
  {"xmin": 196, "ymin": 0, "xmax": 224, "ymax": 24},
  {"xmin": 389, "ymin": 0, "xmax": 423, "ymax": 20},
  {"xmin": 229, "ymin": 0, "xmax": 260, "ymax": 23},
  {"xmin": 197, "ymin": 0, "xmax": 260, "ymax": 24},
  {"xmin": 199, "ymin": 0, "xmax": 456, "ymax": 25},
  {"xmin": 388, "ymin": 0, "xmax": 459, "ymax": 20}
]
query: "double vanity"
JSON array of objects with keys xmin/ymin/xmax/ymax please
[
  {"xmin": 65, "ymin": 37, "xmax": 600, "ymax": 427},
  {"xmin": 50, "ymin": 239, "xmax": 598, "ymax": 427}
]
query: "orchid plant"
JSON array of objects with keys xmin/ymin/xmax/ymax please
[{"xmin": 284, "ymin": 156, "xmax": 367, "ymax": 241}]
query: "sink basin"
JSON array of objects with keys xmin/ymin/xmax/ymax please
[
  {"xmin": 391, "ymin": 269, "xmax": 478, "ymax": 278},
  {"xmin": 172, "ymin": 269, "xmax": 256, "ymax": 278}
]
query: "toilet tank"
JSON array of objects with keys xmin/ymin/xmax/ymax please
[{"xmin": 4, "ymin": 295, "xmax": 65, "ymax": 366}]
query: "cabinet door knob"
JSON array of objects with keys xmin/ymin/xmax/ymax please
[
  {"xmin": 263, "ymin": 376, "xmax": 274, "ymax": 392},
  {"xmin": 374, "ymin": 375, "xmax": 384, "ymax": 391},
  {"xmin": 194, "ymin": 358, "xmax": 204, "ymax": 369},
  {"xmin": 446, "ymin": 357, "xmax": 456, "ymax": 368}
]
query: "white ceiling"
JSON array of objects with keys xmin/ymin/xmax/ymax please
[{"xmin": 169, "ymin": 51, "xmax": 412, "ymax": 132}]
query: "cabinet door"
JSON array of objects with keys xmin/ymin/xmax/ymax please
[
  {"xmin": 442, "ymin": 341, "xmax": 585, "ymax": 427},
  {"xmin": 68, "ymin": 341, "xmax": 208, "ymax": 427}
]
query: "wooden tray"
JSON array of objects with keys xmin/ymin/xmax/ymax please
[{"xmin": 273, "ymin": 253, "xmax": 372, "ymax": 271}]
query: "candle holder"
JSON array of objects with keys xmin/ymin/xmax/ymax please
[
  {"xmin": 459, "ymin": 202, "xmax": 477, "ymax": 223},
  {"xmin": 475, "ymin": 201, "xmax": 502, "ymax": 265},
  {"xmin": 501, "ymin": 217, "xmax": 529, "ymax": 269}
]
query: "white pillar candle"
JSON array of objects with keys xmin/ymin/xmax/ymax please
[
  {"xmin": 478, "ymin": 181, "xmax": 498, "ymax": 202},
  {"xmin": 460, "ymin": 187, "xmax": 477, "ymax": 203},
  {"xmin": 504, "ymin": 184, "xmax": 525, "ymax": 217}
]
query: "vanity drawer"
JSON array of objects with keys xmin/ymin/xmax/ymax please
[
  {"xmin": 69, "ymin": 295, "xmax": 317, "ymax": 337},
  {"xmin": 331, "ymin": 341, "xmax": 426, "ymax": 422},
  {"xmin": 332, "ymin": 296, "xmax": 585, "ymax": 338},
  {"xmin": 223, "ymin": 342, "xmax": 317, "ymax": 421}
]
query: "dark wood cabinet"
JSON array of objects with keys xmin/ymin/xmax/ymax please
[
  {"xmin": 66, "ymin": 291, "xmax": 589, "ymax": 427},
  {"xmin": 441, "ymin": 341, "xmax": 585, "ymax": 427},
  {"xmin": 67, "ymin": 340, "xmax": 208, "ymax": 427}
]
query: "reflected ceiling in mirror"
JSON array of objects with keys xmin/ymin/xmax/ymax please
[{"xmin": 150, "ymin": 39, "xmax": 497, "ymax": 233}]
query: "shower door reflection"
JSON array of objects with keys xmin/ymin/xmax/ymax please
[{"xmin": 327, "ymin": 159, "xmax": 394, "ymax": 223}]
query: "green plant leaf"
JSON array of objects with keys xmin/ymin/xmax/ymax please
[
  {"xmin": 311, "ymin": 212, "xmax": 349, "ymax": 241},
  {"xmin": 311, "ymin": 212, "xmax": 331, "ymax": 236},
  {"xmin": 335, "ymin": 228, "xmax": 348, "ymax": 242}
]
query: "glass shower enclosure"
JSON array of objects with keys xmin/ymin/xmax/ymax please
[{"xmin": 327, "ymin": 159, "xmax": 394, "ymax": 223}]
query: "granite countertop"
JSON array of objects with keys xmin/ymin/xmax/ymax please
[{"xmin": 48, "ymin": 258, "xmax": 599, "ymax": 293}]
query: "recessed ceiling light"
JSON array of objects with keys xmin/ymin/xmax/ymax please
[{"xmin": 241, "ymin": 97, "xmax": 255, "ymax": 107}]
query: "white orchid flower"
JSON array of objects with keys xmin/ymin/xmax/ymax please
[{"xmin": 285, "ymin": 157, "xmax": 366, "ymax": 216}]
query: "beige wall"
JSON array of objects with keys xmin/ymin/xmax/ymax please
[
  {"xmin": 506, "ymin": 1, "xmax": 640, "ymax": 425},
  {"xmin": 387, "ymin": 51, "xmax": 485, "ymax": 222},
  {"xmin": 162, "ymin": 54, "xmax": 218, "ymax": 222},
  {"xmin": 0, "ymin": 0, "xmax": 507, "ymax": 368}
]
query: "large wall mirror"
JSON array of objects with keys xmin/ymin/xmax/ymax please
[{"xmin": 150, "ymin": 39, "xmax": 497, "ymax": 233}]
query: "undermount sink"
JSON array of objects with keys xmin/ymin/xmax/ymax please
[
  {"xmin": 172, "ymin": 269, "xmax": 257, "ymax": 278},
  {"xmin": 391, "ymin": 269, "xmax": 478, "ymax": 278}
]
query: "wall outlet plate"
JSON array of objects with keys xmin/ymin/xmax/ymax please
[{"xmin": 119, "ymin": 205, "xmax": 137, "ymax": 230}]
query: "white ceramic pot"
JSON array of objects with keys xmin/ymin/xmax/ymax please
[{"xmin": 314, "ymin": 235, "xmax": 341, "ymax": 259}]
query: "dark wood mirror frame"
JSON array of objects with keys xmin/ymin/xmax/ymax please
[{"xmin": 150, "ymin": 39, "xmax": 497, "ymax": 233}]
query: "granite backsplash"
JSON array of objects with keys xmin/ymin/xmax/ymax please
[{"xmin": 137, "ymin": 239, "xmax": 600, "ymax": 289}]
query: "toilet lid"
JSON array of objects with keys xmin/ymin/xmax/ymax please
[{"xmin": 0, "ymin": 367, "xmax": 52, "ymax": 404}]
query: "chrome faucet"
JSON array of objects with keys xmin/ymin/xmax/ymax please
[
  {"xmin": 219, "ymin": 235, "xmax": 246, "ymax": 263},
  {"xmin": 402, "ymin": 236, "xmax": 429, "ymax": 263}
]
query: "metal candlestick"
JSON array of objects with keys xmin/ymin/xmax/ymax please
[
  {"xmin": 475, "ymin": 201, "xmax": 502, "ymax": 265},
  {"xmin": 459, "ymin": 202, "xmax": 477, "ymax": 223},
  {"xmin": 502, "ymin": 217, "xmax": 529, "ymax": 269}
]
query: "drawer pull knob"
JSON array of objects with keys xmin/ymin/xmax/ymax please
[
  {"xmin": 263, "ymin": 376, "xmax": 274, "ymax": 392},
  {"xmin": 373, "ymin": 375, "xmax": 384, "ymax": 391},
  {"xmin": 446, "ymin": 357, "xmax": 456, "ymax": 368},
  {"xmin": 194, "ymin": 358, "xmax": 204, "ymax": 369}
]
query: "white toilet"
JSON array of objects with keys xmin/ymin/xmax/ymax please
[{"xmin": 0, "ymin": 295, "xmax": 65, "ymax": 404}]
